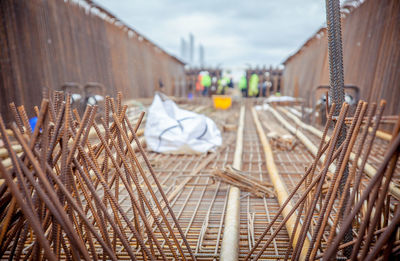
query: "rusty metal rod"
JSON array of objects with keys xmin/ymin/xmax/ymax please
[{"xmin": 323, "ymin": 130, "xmax": 400, "ymax": 260}]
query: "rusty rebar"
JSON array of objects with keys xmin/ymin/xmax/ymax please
[{"xmin": 0, "ymin": 92, "xmax": 196, "ymax": 260}]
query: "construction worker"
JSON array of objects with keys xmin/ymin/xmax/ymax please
[
  {"xmin": 201, "ymin": 72, "xmax": 211, "ymax": 96},
  {"xmin": 239, "ymin": 75, "xmax": 247, "ymax": 97},
  {"xmin": 217, "ymin": 76, "xmax": 229, "ymax": 94},
  {"xmin": 261, "ymin": 81, "xmax": 267, "ymax": 97},
  {"xmin": 249, "ymin": 73, "xmax": 259, "ymax": 97},
  {"xmin": 195, "ymin": 73, "xmax": 204, "ymax": 96},
  {"xmin": 216, "ymin": 78, "xmax": 223, "ymax": 94},
  {"xmin": 228, "ymin": 77, "xmax": 234, "ymax": 88}
]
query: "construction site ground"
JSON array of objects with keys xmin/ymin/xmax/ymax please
[
  {"xmin": 1, "ymin": 97, "xmax": 399, "ymax": 260},
  {"xmin": 120, "ymin": 98, "xmax": 399, "ymax": 260}
]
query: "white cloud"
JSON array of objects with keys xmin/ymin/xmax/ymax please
[{"xmin": 95, "ymin": 0, "xmax": 327, "ymax": 69}]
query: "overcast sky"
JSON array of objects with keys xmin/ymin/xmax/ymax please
[{"xmin": 95, "ymin": 0, "xmax": 327, "ymax": 70}]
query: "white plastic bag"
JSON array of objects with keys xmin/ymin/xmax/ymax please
[{"xmin": 144, "ymin": 93, "xmax": 222, "ymax": 154}]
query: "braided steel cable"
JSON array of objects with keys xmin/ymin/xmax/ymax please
[
  {"xmin": 325, "ymin": 0, "xmax": 345, "ymax": 113},
  {"xmin": 325, "ymin": 0, "xmax": 353, "ymax": 257}
]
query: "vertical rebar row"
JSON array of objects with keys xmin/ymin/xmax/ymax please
[{"xmin": 0, "ymin": 92, "xmax": 195, "ymax": 260}]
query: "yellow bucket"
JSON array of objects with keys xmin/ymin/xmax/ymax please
[{"xmin": 212, "ymin": 95, "xmax": 232, "ymax": 110}]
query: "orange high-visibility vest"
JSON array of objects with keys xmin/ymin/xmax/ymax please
[{"xmin": 196, "ymin": 75, "xmax": 204, "ymax": 91}]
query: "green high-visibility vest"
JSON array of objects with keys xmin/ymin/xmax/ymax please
[
  {"xmin": 249, "ymin": 74, "xmax": 259, "ymax": 96},
  {"xmin": 239, "ymin": 76, "xmax": 247, "ymax": 90},
  {"xmin": 201, "ymin": 75, "xmax": 211, "ymax": 88}
]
